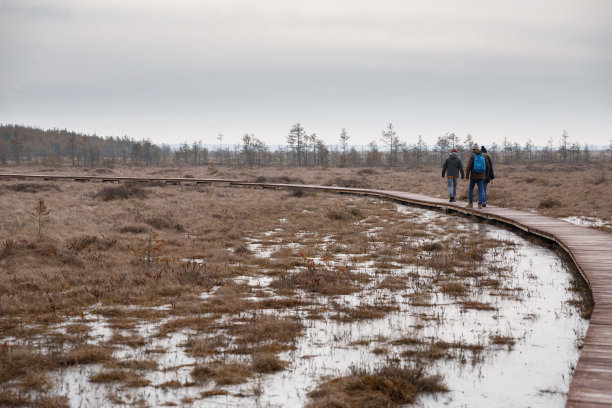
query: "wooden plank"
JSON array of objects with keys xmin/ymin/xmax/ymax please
[
  {"xmin": 568, "ymin": 371, "xmax": 612, "ymax": 404},
  {"xmin": 584, "ymin": 327, "xmax": 612, "ymax": 346},
  {"xmin": 566, "ymin": 400, "xmax": 612, "ymax": 408},
  {"xmin": 590, "ymin": 308, "xmax": 612, "ymax": 325}
]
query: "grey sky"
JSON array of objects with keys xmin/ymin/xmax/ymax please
[{"xmin": 1, "ymin": 0, "xmax": 611, "ymax": 147}]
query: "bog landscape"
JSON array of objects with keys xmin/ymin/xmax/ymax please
[{"xmin": 0, "ymin": 125, "xmax": 609, "ymax": 407}]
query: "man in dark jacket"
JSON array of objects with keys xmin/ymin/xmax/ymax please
[
  {"xmin": 442, "ymin": 148, "xmax": 464, "ymax": 202},
  {"xmin": 481, "ymin": 146, "xmax": 495, "ymax": 207},
  {"xmin": 465, "ymin": 144, "xmax": 490, "ymax": 209}
]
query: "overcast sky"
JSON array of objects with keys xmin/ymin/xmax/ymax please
[{"xmin": 1, "ymin": 0, "xmax": 611, "ymax": 147}]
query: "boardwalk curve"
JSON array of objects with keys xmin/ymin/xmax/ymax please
[{"xmin": 1, "ymin": 173, "xmax": 611, "ymax": 407}]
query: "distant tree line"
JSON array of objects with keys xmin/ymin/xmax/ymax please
[{"xmin": 1, "ymin": 124, "xmax": 609, "ymax": 169}]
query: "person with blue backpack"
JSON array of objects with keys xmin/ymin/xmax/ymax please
[
  {"xmin": 464, "ymin": 144, "xmax": 490, "ymax": 209},
  {"xmin": 480, "ymin": 146, "xmax": 495, "ymax": 207}
]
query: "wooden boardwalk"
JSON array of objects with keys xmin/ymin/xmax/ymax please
[{"xmin": 2, "ymin": 174, "xmax": 611, "ymax": 407}]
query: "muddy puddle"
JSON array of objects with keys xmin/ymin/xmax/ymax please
[
  {"xmin": 562, "ymin": 215, "xmax": 611, "ymax": 229},
  {"xmin": 21, "ymin": 203, "xmax": 588, "ymax": 407}
]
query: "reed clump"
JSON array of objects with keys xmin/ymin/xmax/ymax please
[{"xmin": 307, "ymin": 363, "xmax": 447, "ymax": 408}]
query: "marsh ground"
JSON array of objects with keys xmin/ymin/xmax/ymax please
[
  {"xmin": 4, "ymin": 162, "xmax": 611, "ymax": 228},
  {"xmin": 0, "ymin": 165, "xmax": 596, "ymax": 407}
]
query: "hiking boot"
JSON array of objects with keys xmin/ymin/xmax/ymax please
[
  {"xmin": 465, "ymin": 203, "xmax": 473, "ymax": 208},
  {"xmin": 449, "ymin": 196, "xmax": 453, "ymax": 202},
  {"xmin": 482, "ymin": 203, "xmax": 486, "ymax": 207},
  {"xmin": 451, "ymin": 196, "xmax": 456, "ymax": 202},
  {"xmin": 478, "ymin": 204, "xmax": 482, "ymax": 209}
]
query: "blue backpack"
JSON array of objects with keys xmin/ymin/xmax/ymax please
[{"xmin": 473, "ymin": 153, "xmax": 486, "ymax": 174}]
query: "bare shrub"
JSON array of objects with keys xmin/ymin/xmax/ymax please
[
  {"xmin": 93, "ymin": 184, "xmax": 148, "ymax": 201},
  {"xmin": 326, "ymin": 206, "xmax": 362, "ymax": 220},
  {"xmin": 537, "ymin": 198, "xmax": 561, "ymax": 209}
]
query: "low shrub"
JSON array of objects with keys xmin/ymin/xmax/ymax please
[
  {"xmin": 326, "ymin": 206, "xmax": 362, "ymax": 220},
  {"xmin": 325, "ymin": 177, "xmax": 371, "ymax": 189},
  {"xmin": 93, "ymin": 184, "xmax": 148, "ymax": 201},
  {"xmin": 537, "ymin": 198, "xmax": 561, "ymax": 209},
  {"xmin": 290, "ymin": 187, "xmax": 315, "ymax": 197},
  {"xmin": 6, "ymin": 183, "xmax": 61, "ymax": 193},
  {"xmin": 119, "ymin": 225, "xmax": 148, "ymax": 234},
  {"xmin": 145, "ymin": 217, "xmax": 185, "ymax": 232},
  {"xmin": 265, "ymin": 175, "xmax": 305, "ymax": 184},
  {"xmin": 66, "ymin": 235, "xmax": 116, "ymax": 252}
]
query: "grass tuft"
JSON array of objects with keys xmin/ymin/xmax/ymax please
[{"xmin": 307, "ymin": 363, "xmax": 447, "ymax": 407}]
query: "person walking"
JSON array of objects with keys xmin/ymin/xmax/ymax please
[
  {"xmin": 465, "ymin": 144, "xmax": 490, "ymax": 209},
  {"xmin": 442, "ymin": 148, "xmax": 464, "ymax": 202},
  {"xmin": 480, "ymin": 146, "xmax": 495, "ymax": 207}
]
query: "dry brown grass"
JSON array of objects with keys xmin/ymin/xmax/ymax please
[
  {"xmin": 330, "ymin": 302, "xmax": 399, "ymax": 322},
  {"xmin": 307, "ymin": 363, "xmax": 447, "ymax": 408},
  {"xmin": 191, "ymin": 361, "xmax": 253, "ymax": 385},
  {"xmin": 229, "ymin": 314, "xmax": 303, "ymax": 348},
  {"xmin": 6, "ymin": 161, "xmax": 611, "ymax": 222},
  {"xmin": 251, "ymin": 351, "xmax": 289, "ymax": 373},
  {"xmin": 0, "ymin": 165, "xmax": 596, "ymax": 405}
]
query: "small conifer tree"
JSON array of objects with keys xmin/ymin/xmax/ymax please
[{"xmin": 31, "ymin": 199, "xmax": 50, "ymax": 238}]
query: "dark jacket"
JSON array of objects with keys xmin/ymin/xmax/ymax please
[
  {"xmin": 483, "ymin": 153, "xmax": 495, "ymax": 182},
  {"xmin": 442, "ymin": 152, "xmax": 464, "ymax": 179},
  {"xmin": 465, "ymin": 148, "xmax": 490, "ymax": 180}
]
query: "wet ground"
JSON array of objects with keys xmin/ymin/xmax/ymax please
[{"xmin": 8, "ymin": 203, "xmax": 588, "ymax": 407}]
